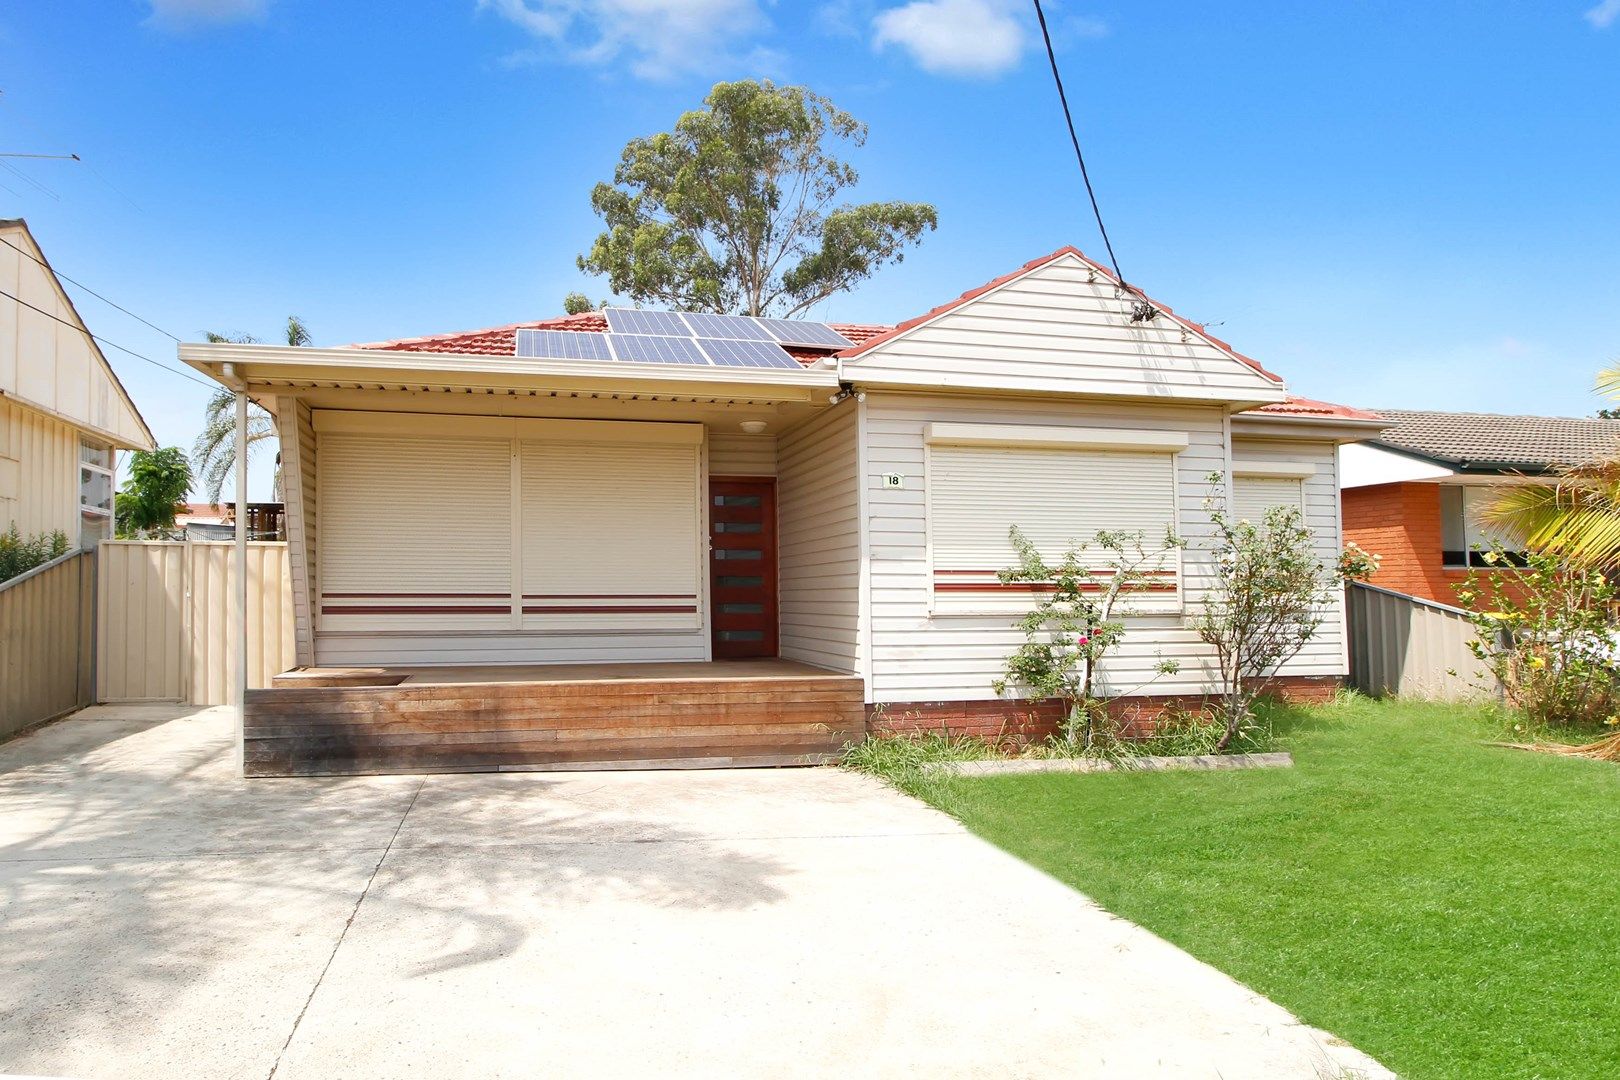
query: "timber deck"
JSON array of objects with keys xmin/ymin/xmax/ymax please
[{"xmin": 245, "ymin": 659, "xmax": 866, "ymax": 777}]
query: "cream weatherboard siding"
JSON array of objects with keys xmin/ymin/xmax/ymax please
[
  {"xmin": 309, "ymin": 411, "xmax": 708, "ymax": 667},
  {"xmin": 0, "ymin": 223, "xmax": 151, "ymax": 451},
  {"xmin": 1232, "ymin": 438, "xmax": 1347, "ymax": 678},
  {"xmin": 862, "ymin": 392, "xmax": 1236, "ymax": 704},
  {"xmin": 707, "ymin": 433, "xmax": 777, "ymax": 477},
  {"xmin": 0, "ymin": 396, "xmax": 81, "ymax": 539},
  {"xmin": 775, "ymin": 402, "xmax": 862, "ymax": 675},
  {"xmin": 277, "ymin": 398, "xmax": 318, "ymax": 666},
  {"xmin": 841, "ymin": 253, "xmax": 1285, "ymax": 405}
]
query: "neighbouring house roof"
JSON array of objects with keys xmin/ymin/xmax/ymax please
[{"xmin": 1369, "ymin": 409, "xmax": 1620, "ymax": 472}]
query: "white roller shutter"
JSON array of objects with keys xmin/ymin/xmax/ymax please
[
  {"xmin": 928, "ymin": 444, "xmax": 1179, "ymax": 614},
  {"xmin": 1232, "ymin": 475, "xmax": 1304, "ymax": 524},
  {"xmin": 318, "ymin": 432, "xmax": 514, "ymax": 629},
  {"xmin": 520, "ymin": 440, "xmax": 701, "ymax": 629}
]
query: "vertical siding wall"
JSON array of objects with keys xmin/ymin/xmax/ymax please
[
  {"xmin": 0, "ymin": 550, "xmax": 94, "ymax": 737},
  {"xmin": 863, "ymin": 393, "xmax": 1243, "ymax": 704},
  {"xmin": 96, "ymin": 541, "xmax": 296, "ymax": 705},
  {"xmin": 708, "ymin": 433, "xmax": 777, "ymax": 477},
  {"xmin": 1348, "ymin": 582, "xmax": 1493, "ymax": 700},
  {"xmin": 278, "ymin": 399, "xmax": 317, "ymax": 665},
  {"xmin": 776, "ymin": 404, "xmax": 862, "ymax": 674},
  {"xmin": 1231, "ymin": 437, "xmax": 1347, "ymax": 679},
  {"xmin": 0, "ymin": 396, "xmax": 79, "ymax": 538}
]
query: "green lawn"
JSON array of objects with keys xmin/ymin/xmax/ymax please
[{"xmin": 914, "ymin": 698, "xmax": 1620, "ymax": 1080}]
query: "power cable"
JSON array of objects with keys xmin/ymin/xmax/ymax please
[
  {"xmin": 1031, "ymin": 0, "xmax": 1136, "ymax": 298},
  {"xmin": 0, "ymin": 234, "xmax": 181, "ymax": 341},
  {"xmin": 0, "ymin": 285, "xmax": 217, "ymax": 391}
]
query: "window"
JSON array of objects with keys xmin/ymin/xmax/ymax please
[
  {"xmin": 1232, "ymin": 475, "xmax": 1304, "ymax": 523},
  {"xmin": 1441, "ymin": 486, "xmax": 1524, "ymax": 568},
  {"xmin": 79, "ymin": 437, "xmax": 113, "ymax": 550},
  {"xmin": 927, "ymin": 443, "xmax": 1180, "ymax": 614}
]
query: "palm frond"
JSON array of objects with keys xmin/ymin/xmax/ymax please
[{"xmin": 1481, "ymin": 465, "xmax": 1620, "ymax": 568}]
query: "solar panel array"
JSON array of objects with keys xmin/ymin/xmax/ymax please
[{"xmin": 515, "ymin": 308, "xmax": 853, "ymax": 371}]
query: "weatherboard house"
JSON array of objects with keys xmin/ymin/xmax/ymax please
[{"xmin": 183, "ymin": 247, "xmax": 1383, "ymax": 777}]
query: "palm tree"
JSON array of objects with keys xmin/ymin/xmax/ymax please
[
  {"xmin": 1483, "ymin": 365, "xmax": 1620, "ymax": 568},
  {"xmin": 192, "ymin": 316, "xmax": 309, "ymax": 503}
]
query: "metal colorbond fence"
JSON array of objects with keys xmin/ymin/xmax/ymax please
[
  {"xmin": 1347, "ymin": 581, "xmax": 1496, "ymax": 701},
  {"xmin": 0, "ymin": 550, "xmax": 95, "ymax": 738}
]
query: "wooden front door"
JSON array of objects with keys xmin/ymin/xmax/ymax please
[{"xmin": 709, "ymin": 478, "xmax": 778, "ymax": 659}]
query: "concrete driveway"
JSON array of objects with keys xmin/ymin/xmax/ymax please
[{"xmin": 0, "ymin": 705, "xmax": 1388, "ymax": 1079}]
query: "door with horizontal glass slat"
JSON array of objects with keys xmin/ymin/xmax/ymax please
[{"xmin": 709, "ymin": 478, "xmax": 777, "ymax": 658}]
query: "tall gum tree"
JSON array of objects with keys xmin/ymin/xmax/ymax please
[{"xmin": 579, "ymin": 79, "xmax": 938, "ymax": 317}]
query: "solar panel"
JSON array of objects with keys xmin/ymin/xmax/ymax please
[
  {"xmin": 681, "ymin": 312, "xmax": 777, "ymax": 341},
  {"xmin": 756, "ymin": 319, "xmax": 854, "ymax": 349},
  {"xmin": 604, "ymin": 308, "xmax": 691, "ymax": 336},
  {"xmin": 608, "ymin": 334, "xmax": 711, "ymax": 365},
  {"xmin": 699, "ymin": 338, "xmax": 804, "ymax": 370},
  {"xmin": 515, "ymin": 329, "xmax": 613, "ymax": 361}
]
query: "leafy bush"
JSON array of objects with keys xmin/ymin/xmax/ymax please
[
  {"xmin": 992, "ymin": 526, "xmax": 1183, "ymax": 750},
  {"xmin": 1455, "ymin": 551, "xmax": 1620, "ymax": 730},
  {"xmin": 0, "ymin": 525, "xmax": 71, "ymax": 584},
  {"xmin": 1193, "ymin": 474, "xmax": 1376, "ymax": 751}
]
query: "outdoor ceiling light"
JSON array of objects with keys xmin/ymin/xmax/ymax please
[{"xmin": 739, "ymin": 420, "xmax": 768, "ymax": 434}]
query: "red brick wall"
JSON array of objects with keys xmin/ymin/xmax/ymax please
[
  {"xmin": 1343, "ymin": 481, "xmax": 1526, "ymax": 607},
  {"xmin": 867, "ymin": 677, "xmax": 1343, "ymax": 744}
]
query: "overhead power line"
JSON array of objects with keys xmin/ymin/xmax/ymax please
[
  {"xmin": 0, "ymin": 285, "xmax": 217, "ymax": 391},
  {"xmin": 1031, "ymin": 0, "xmax": 1129, "ymax": 289},
  {"xmin": 0, "ymin": 234, "xmax": 181, "ymax": 341}
]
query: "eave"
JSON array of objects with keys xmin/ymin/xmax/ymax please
[{"xmin": 179, "ymin": 342, "xmax": 842, "ymax": 404}]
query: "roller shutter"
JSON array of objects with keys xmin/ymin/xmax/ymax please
[{"xmin": 928, "ymin": 444, "xmax": 1179, "ymax": 614}]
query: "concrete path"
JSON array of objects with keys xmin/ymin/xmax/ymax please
[{"xmin": 0, "ymin": 705, "xmax": 1389, "ymax": 1079}]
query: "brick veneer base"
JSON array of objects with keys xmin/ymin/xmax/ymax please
[{"xmin": 867, "ymin": 676, "xmax": 1343, "ymax": 744}]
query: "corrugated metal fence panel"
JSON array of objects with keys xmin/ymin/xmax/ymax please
[
  {"xmin": 97, "ymin": 541, "xmax": 186, "ymax": 702},
  {"xmin": 97, "ymin": 541, "xmax": 295, "ymax": 706},
  {"xmin": 0, "ymin": 550, "xmax": 93, "ymax": 737},
  {"xmin": 1347, "ymin": 582, "xmax": 1495, "ymax": 701}
]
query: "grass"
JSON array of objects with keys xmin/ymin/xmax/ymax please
[{"xmin": 887, "ymin": 697, "xmax": 1620, "ymax": 1080}]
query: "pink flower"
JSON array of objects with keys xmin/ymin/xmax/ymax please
[{"xmin": 1076, "ymin": 634, "xmax": 1090, "ymax": 647}]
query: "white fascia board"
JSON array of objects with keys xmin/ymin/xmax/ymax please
[
  {"xmin": 178, "ymin": 342, "xmax": 843, "ymax": 394},
  {"xmin": 1339, "ymin": 442, "xmax": 1456, "ymax": 488},
  {"xmin": 848, "ymin": 368, "xmax": 1288, "ymax": 407},
  {"xmin": 925, "ymin": 422, "xmax": 1190, "ymax": 452}
]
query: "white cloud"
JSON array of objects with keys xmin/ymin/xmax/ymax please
[
  {"xmin": 872, "ymin": 0, "xmax": 1025, "ymax": 77},
  {"xmin": 479, "ymin": 0, "xmax": 769, "ymax": 80},
  {"xmin": 1585, "ymin": 0, "xmax": 1620, "ymax": 28},
  {"xmin": 145, "ymin": 0, "xmax": 268, "ymax": 28}
]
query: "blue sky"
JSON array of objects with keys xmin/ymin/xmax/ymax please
[{"xmin": 3, "ymin": 1, "xmax": 1619, "ymax": 499}]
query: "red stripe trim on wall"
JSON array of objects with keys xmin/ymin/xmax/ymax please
[
  {"xmin": 321, "ymin": 605, "xmax": 511, "ymax": 615},
  {"xmin": 933, "ymin": 583, "xmax": 1179, "ymax": 593},
  {"xmin": 321, "ymin": 592, "xmax": 510, "ymax": 599},
  {"xmin": 520, "ymin": 594, "xmax": 697, "ymax": 600},
  {"xmin": 522, "ymin": 605, "xmax": 699, "ymax": 614}
]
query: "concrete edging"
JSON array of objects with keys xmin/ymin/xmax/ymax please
[{"xmin": 922, "ymin": 751, "xmax": 1294, "ymax": 777}]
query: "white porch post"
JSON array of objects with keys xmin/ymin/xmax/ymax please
[{"xmin": 234, "ymin": 387, "xmax": 248, "ymax": 775}]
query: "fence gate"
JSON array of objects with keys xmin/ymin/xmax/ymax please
[{"xmin": 96, "ymin": 541, "xmax": 295, "ymax": 706}]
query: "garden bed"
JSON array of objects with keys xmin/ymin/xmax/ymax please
[{"xmin": 922, "ymin": 750, "xmax": 1292, "ymax": 777}]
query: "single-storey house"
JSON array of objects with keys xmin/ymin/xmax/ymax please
[
  {"xmin": 1341, "ymin": 409, "xmax": 1620, "ymax": 604},
  {"xmin": 0, "ymin": 219, "xmax": 155, "ymax": 548},
  {"xmin": 181, "ymin": 246, "xmax": 1384, "ymax": 776}
]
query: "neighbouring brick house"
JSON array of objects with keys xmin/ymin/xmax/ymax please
[{"xmin": 1341, "ymin": 410, "xmax": 1620, "ymax": 605}]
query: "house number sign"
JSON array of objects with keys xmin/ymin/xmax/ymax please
[{"xmin": 882, "ymin": 473, "xmax": 905, "ymax": 489}]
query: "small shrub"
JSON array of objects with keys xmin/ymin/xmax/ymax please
[
  {"xmin": 0, "ymin": 525, "xmax": 71, "ymax": 584},
  {"xmin": 1455, "ymin": 551, "xmax": 1620, "ymax": 730},
  {"xmin": 842, "ymin": 732, "xmax": 996, "ymax": 796}
]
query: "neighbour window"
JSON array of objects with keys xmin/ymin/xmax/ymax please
[
  {"xmin": 79, "ymin": 437, "xmax": 113, "ymax": 550},
  {"xmin": 1231, "ymin": 475, "xmax": 1304, "ymax": 524},
  {"xmin": 1440, "ymin": 485, "xmax": 1524, "ymax": 568},
  {"xmin": 927, "ymin": 443, "xmax": 1180, "ymax": 614}
]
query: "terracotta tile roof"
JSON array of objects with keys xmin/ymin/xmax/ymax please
[
  {"xmin": 1370, "ymin": 409, "xmax": 1620, "ymax": 471},
  {"xmin": 1252, "ymin": 397, "xmax": 1384, "ymax": 422},
  {"xmin": 833, "ymin": 246, "xmax": 1284, "ymax": 385},
  {"xmin": 351, "ymin": 311, "xmax": 891, "ymax": 366}
]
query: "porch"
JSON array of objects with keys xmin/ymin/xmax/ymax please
[{"xmin": 245, "ymin": 659, "xmax": 867, "ymax": 777}]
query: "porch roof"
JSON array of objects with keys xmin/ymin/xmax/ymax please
[{"xmin": 177, "ymin": 340, "xmax": 843, "ymax": 404}]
